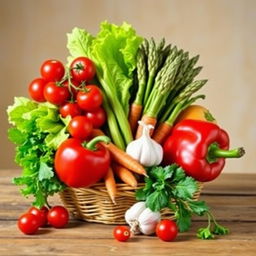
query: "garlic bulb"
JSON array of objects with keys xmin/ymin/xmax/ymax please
[
  {"xmin": 125, "ymin": 202, "xmax": 161, "ymax": 235},
  {"xmin": 126, "ymin": 121, "xmax": 163, "ymax": 167},
  {"xmin": 125, "ymin": 201, "xmax": 146, "ymax": 225},
  {"xmin": 138, "ymin": 208, "xmax": 161, "ymax": 235}
]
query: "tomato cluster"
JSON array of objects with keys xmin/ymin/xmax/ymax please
[
  {"xmin": 18, "ymin": 205, "xmax": 69, "ymax": 235},
  {"xmin": 28, "ymin": 57, "xmax": 106, "ymax": 139}
]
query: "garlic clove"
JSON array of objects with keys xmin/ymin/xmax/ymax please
[
  {"xmin": 138, "ymin": 208, "xmax": 161, "ymax": 226},
  {"xmin": 139, "ymin": 223, "xmax": 157, "ymax": 236},
  {"xmin": 138, "ymin": 208, "xmax": 161, "ymax": 235},
  {"xmin": 126, "ymin": 139, "xmax": 143, "ymax": 162},
  {"xmin": 125, "ymin": 201, "xmax": 146, "ymax": 225}
]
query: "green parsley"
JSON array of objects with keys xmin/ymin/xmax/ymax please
[{"xmin": 136, "ymin": 164, "xmax": 229, "ymax": 239}]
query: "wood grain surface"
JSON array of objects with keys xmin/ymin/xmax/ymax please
[{"xmin": 0, "ymin": 169, "xmax": 255, "ymax": 256}]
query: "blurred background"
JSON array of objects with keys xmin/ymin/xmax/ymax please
[{"xmin": 1, "ymin": 0, "xmax": 255, "ymax": 173}]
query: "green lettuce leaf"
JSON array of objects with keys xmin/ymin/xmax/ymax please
[
  {"xmin": 66, "ymin": 27, "xmax": 94, "ymax": 64},
  {"xmin": 91, "ymin": 21, "xmax": 143, "ymax": 115},
  {"xmin": 7, "ymin": 97, "xmax": 68, "ymax": 207}
]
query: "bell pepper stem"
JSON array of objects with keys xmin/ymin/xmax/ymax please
[
  {"xmin": 83, "ymin": 136, "xmax": 111, "ymax": 151},
  {"xmin": 208, "ymin": 143, "xmax": 245, "ymax": 160}
]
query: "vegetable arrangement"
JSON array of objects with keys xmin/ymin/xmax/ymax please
[{"xmin": 7, "ymin": 21, "xmax": 245, "ymax": 241}]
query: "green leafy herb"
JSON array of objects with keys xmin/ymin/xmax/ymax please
[
  {"xmin": 136, "ymin": 164, "xmax": 229, "ymax": 239},
  {"xmin": 7, "ymin": 97, "xmax": 69, "ymax": 208}
]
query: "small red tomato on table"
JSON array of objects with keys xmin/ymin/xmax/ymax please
[
  {"xmin": 156, "ymin": 219, "xmax": 178, "ymax": 242},
  {"xmin": 47, "ymin": 206, "xmax": 69, "ymax": 228},
  {"xmin": 28, "ymin": 206, "xmax": 49, "ymax": 227},
  {"xmin": 113, "ymin": 226, "xmax": 131, "ymax": 242},
  {"xmin": 17, "ymin": 213, "xmax": 41, "ymax": 235}
]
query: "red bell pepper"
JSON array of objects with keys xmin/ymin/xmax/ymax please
[
  {"xmin": 55, "ymin": 136, "xmax": 110, "ymax": 187},
  {"xmin": 163, "ymin": 120, "xmax": 245, "ymax": 182}
]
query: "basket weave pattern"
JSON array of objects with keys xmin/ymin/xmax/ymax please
[{"xmin": 60, "ymin": 182, "xmax": 203, "ymax": 225}]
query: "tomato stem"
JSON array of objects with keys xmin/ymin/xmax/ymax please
[{"xmin": 84, "ymin": 136, "xmax": 111, "ymax": 151}]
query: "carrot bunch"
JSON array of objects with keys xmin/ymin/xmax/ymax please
[{"xmin": 92, "ymin": 129, "xmax": 146, "ymax": 203}]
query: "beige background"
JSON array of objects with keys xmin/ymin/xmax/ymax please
[{"xmin": 1, "ymin": 0, "xmax": 255, "ymax": 173}]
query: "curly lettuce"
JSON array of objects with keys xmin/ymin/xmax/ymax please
[{"xmin": 7, "ymin": 97, "xmax": 70, "ymax": 207}]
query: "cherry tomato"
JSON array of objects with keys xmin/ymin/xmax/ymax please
[
  {"xmin": 40, "ymin": 59, "xmax": 65, "ymax": 82},
  {"xmin": 47, "ymin": 206, "xmax": 69, "ymax": 228},
  {"xmin": 68, "ymin": 116, "xmax": 93, "ymax": 140},
  {"xmin": 156, "ymin": 219, "xmax": 178, "ymax": 242},
  {"xmin": 70, "ymin": 57, "xmax": 96, "ymax": 83},
  {"xmin": 77, "ymin": 85, "xmax": 103, "ymax": 111},
  {"xmin": 62, "ymin": 79, "xmax": 81, "ymax": 98},
  {"xmin": 113, "ymin": 226, "xmax": 131, "ymax": 242},
  {"xmin": 44, "ymin": 82, "xmax": 70, "ymax": 105},
  {"xmin": 28, "ymin": 206, "xmax": 48, "ymax": 227},
  {"xmin": 60, "ymin": 102, "xmax": 82, "ymax": 118},
  {"xmin": 85, "ymin": 107, "xmax": 106, "ymax": 128},
  {"xmin": 28, "ymin": 78, "xmax": 47, "ymax": 102},
  {"xmin": 17, "ymin": 213, "xmax": 40, "ymax": 235}
]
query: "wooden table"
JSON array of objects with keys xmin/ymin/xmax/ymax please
[{"xmin": 1, "ymin": 170, "xmax": 255, "ymax": 256}]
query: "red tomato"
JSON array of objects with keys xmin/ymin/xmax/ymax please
[
  {"xmin": 44, "ymin": 82, "xmax": 70, "ymax": 105},
  {"xmin": 60, "ymin": 102, "xmax": 82, "ymax": 118},
  {"xmin": 40, "ymin": 59, "xmax": 65, "ymax": 82},
  {"xmin": 28, "ymin": 206, "xmax": 48, "ymax": 227},
  {"xmin": 70, "ymin": 57, "xmax": 96, "ymax": 83},
  {"xmin": 47, "ymin": 206, "xmax": 69, "ymax": 228},
  {"xmin": 54, "ymin": 138, "xmax": 110, "ymax": 187},
  {"xmin": 68, "ymin": 116, "xmax": 93, "ymax": 140},
  {"xmin": 156, "ymin": 220, "xmax": 178, "ymax": 242},
  {"xmin": 77, "ymin": 85, "xmax": 103, "ymax": 111},
  {"xmin": 17, "ymin": 213, "xmax": 40, "ymax": 235},
  {"xmin": 113, "ymin": 226, "xmax": 131, "ymax": 242},
  {"xmin": 85, "ymin": 107, "xmax": 106, "ymax": 128},
  {"xmin": 28, "ymin": 78, "xmax": 47, "ymax": 102},
  {"xmin": 62, "ymin": 79, "xmax": 81, "ymax": 98}
]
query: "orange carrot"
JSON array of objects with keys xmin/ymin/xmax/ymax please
[
  {"xmin": 128, "ymin": 103, "xmax": 143, "ymax": 136},
  {"xmin": 135, "ymin": 115, "xmax": 157, "ymax": 139},
  {"xmin": 92, "ymin": 129, "xmax": 147, "ymax": 177},
  {"xmin": 92, "ymin": 129, "xmax": 105, "ymax": 137},
  {"xmin": 112, "ymin": 163, "xmax": 138, "ymax": 188},
  {"xmin": 152, "ymin": 122, "xmax": 173, "ymax": 144},
  {"xmin": 104, "ymin": 167, "xmax": 117, "ymax": 204}
]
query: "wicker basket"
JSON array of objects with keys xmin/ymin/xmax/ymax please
[{"xmin": 59, "ymin": 182, "xmax": 203, "ymax": 225}]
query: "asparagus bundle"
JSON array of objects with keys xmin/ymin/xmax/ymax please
[{"xmin": 129, "ymin": 38, "xmax": 207, "ymax": 142}]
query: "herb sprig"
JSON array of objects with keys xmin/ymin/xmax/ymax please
[{"xmin": 136, "ymin": 164, "xmax": 229, "ymax": 239}]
